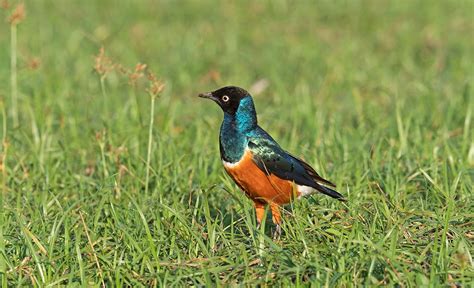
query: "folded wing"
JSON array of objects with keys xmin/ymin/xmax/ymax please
[{"xmin": 247, "ymin": 129, "xmax": 345, "ymax": 201}]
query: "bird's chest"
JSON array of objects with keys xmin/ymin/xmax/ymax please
[
  {"xmin": 222, "ymin": 150, "xmax": 296, "ymax": 204},
  {"xmin": 219, "ymin": 123, "xmax": 248, "ymax": 163}
]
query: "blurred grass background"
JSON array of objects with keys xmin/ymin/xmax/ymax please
[{"xmin": 0, "ymin": 0, "xmax": 472, "ymax": 286}]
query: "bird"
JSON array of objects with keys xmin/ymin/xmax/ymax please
[{"xmin": 198, "ymin": 86, "xmax": 345, "ymax": 238}]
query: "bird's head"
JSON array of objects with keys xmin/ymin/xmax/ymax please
[{"xmin": 198, "ymin": 86, "xmax": 250, "ymax": 115}]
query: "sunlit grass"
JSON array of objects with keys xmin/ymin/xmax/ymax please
[{"xmin": 0, "ymin": 0, "xmax": 472, "ymax": 286}]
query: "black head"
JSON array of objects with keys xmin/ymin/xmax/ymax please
[{"xmin": 198, "ymin": 86, "xmax": 250, "ymax": 114}]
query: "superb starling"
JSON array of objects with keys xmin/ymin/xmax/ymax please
[{"xmin": 199, "ymin": 86, "xmax": 344, "ymax": 238}]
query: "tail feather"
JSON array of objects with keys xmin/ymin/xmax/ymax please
[
  {"xmin": 287, "ymin": 152, "xmax": 345, "ymax": 201},
  {"xmin": 315, "ymin": 184, "xmax": 346, "ymax": 201},
  {"xmin": 290, "ymin": 153, "xmax": 336, "ymax": 187}
]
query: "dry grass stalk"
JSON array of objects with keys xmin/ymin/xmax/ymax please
[
  {"xmin": 94, "ymin": 47, "xmax": 114, "ymax": 76},
  {"xmin": 0, "ymin": 99, "xmax": 8, "ymax": 283},
  {"xmin": 94, "ymin": 47, "xmax": 114, "ymax": 116},
  {"xmin": 1, "ymin": 0, "xmax": 10, "ymax": 10},
  {"xmin": 91, "ymin": 47, "xmax": 165, "ymax": 195},
  {"xmin": 8, "ymin": 3, "xmax": 24, "ymax": 25},
  {"xmin": 129, "ymin": 63, "xmax": 147, "ymax": 85},
  {"xmin": 95, "ymin": 129, "xmax": 109, "ymax": 178},
  {"xmin": 143, "ymin": 71, "xmax": 164, "ymax": 195},
  {"xmin": 27, "ymin": 57, "xmax": 40, "ymax": 70},
  {"xmin": 147, "ymin": 72, "xmax": 165, "ymax": 98},
  {"xmin": 8, "ymin": 3, "xmax": 25, "ymax": 127},
  {"xmin": 79, "ymin": 211, "xmax": 105, "ymax": 287}
]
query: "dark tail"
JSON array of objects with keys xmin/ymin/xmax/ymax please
[
  {"xmin": 316, "ymin": 184, "xmax": 346, "ymax": 201},
  {"xmin": 288, "ymin": 152, "xmax": 346, "ymax": 201}
]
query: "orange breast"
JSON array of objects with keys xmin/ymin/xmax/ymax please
[{"xmin": 223, "ymin": 150, "xmax": 298, "ymax": 205}]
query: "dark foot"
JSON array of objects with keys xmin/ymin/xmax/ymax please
[{"xmin": 273, "ymin": 224, "xmax": 282, "ymax": 240}]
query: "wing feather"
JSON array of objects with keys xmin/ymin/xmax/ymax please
[{"xmin": 247, "ymin": 128, "xmax": 344, "ymax": 200}]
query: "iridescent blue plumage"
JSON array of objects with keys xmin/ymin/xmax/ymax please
[
  {"xmin": 216, "ymin": 92, "xmax": 343, "ymax": 200},
  {"xmin": 199, "ymin": 86, "xmax": 344, "ymax": 237},
  {"xmin": 199, "ymin": 86, "xmax": 344, "ymax": 201},
  {"xmin": 219, "ymin": 96, "xmax": 255, "ymax": 162}
]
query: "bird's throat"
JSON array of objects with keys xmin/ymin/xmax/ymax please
[
  {"xmin": 219, "ymin": 115, "xmax": 248, "ymax": 163},
  {"xmin": 219, "ymin": 97, "xmax": 257, "ymax": 163}
]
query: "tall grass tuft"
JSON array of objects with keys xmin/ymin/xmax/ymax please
[{"xmin": 93, "ymin": 49, "xmax": 164, "ymax": 196}]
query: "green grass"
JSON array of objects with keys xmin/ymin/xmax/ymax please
[{"xmin": 0, "ymin": 0, "xmax": 473, "ymax": 286}]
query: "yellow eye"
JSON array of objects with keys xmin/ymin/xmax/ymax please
[{"xmin": 222, "ymin": 95, "xmax": 229, "ymax": 102}]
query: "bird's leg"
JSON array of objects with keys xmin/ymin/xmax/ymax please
[
  {"xmin": 270, "ymin": 203, "xmax": 282, "ymax": 240},
  {"xmin": 273, "ymin": 224, "xmax": 282, "ymax": 240},
  {"xmin": 254, "ymin": 201, "xmax": 266, "ymax": 230}
]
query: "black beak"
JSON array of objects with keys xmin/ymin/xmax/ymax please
[{"xmin": 198, "ymin": 92, "xmax": 214, "ymax": 99}]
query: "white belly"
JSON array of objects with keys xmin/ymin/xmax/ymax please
[{"xmin": 297, "ymin": 185, "xmax": 316, "ymax": 199}]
